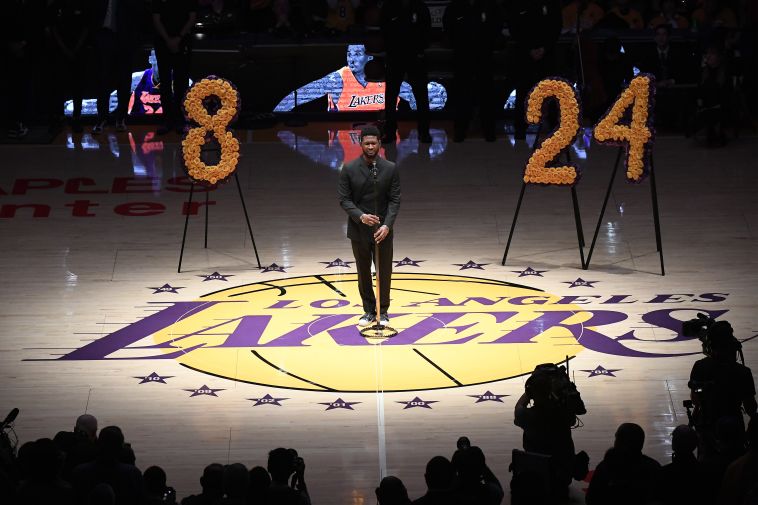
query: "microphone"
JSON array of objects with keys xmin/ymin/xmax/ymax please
[
  {"xmin": 0, "ymin": 408, "xmax": 18, "ymax": 429},
  {"xmin": 370, "ymin": 161, "xmax": 378, "ymax": 180}
]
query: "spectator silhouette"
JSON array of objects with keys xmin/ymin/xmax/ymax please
[
  {"xmin": 380, "ymin": 0, "xmax": 433, "ymax": 144},
  {"xmin": 508, "ymin": 0, "xmax": 561, "ymax": 141},
  {"xmin": 181, "ymin": 463, "xmax": 224, "ymax": 505},
  {"xmin": 14, "ymin": 438, "xmax": 75, "ymax": 505},
  {"xmin": 599, "ymin": 36, "xmax": 633, "ymax": 113},
  {"xmin": 144, "ymin": 465, "xmax": 175, "ymax": 504},
  {"xmin": 88, "ymin": 483, "xmax": 116, "ymax": 505},
  {"xmin": 376, "ymin": 475, "xmax": 411, "ymax": 505},
  {"xmin": 452, "ymin": 446, "xmax": 504, "ymax": 505},
  {"xmin": 248, "ymin": 465, "xmax": 270, "ymax": 505},
  {"xmin": 221, "ymin": 463, "xmax": 248, "ymax": 505},
  {"xmin": 266, "ymin": 448, "xmax": 310, "ymax": 505},
  {"xmin": 585, "ymin": 423, "xmax": 661, "ymax": 505},
  {"xmin": 719, "ymin": 416, "xmax": 758, "ymax": 505},
  {"xmin": 54, "ymin": 413, "xmax": 99, "ymax": 482},
  {"xmin": 656, "ymin": 425, "xmax": 713, "ymax": 505},
  {"xmin": 413, "ymin": 456, "xmax": 459, "ymax": 505},
  {"xmin": 71, "ymin": 425, "xmax": 144, "ymax": 505}
]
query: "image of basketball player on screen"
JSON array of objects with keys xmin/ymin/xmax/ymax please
[{"xmin": 274, "ymin": 44, "xmax": 447, "ymax": 112}]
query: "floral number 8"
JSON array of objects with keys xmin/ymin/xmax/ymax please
[
  {"xmin": 182, "ymin": 77, "xmax": 241, "ymax": 185},
  {"xmin": 523, "ymin": 79, "xmax": 581, "ymax": 186}
]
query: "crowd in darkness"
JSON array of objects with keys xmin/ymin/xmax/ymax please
[
  {"xmin": 0, "ymin": 321, "xmax": 756, "ymax": 505},
  {"xmin": 2, "ymin": 0, "xmax": 756, "ymax": 142}
]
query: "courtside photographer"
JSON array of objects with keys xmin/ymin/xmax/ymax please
[
  {"xmin": 512, "ymin": 362, "xmax": 588, "ymax": 504},
  {"xmin": 684, "ymin": 315, "xmax": 756, "ymax": 464}
]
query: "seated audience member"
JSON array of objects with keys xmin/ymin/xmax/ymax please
[
  {"xmin": 71, "ymin": 426, "xmax": 144, "ymax": 505},
  {"xmin": 14, "ymin": 438, "xmax": 75, "ymax": 505},
  {"xmin": 413, "ymin": 456, "xmax": 459, "ymax": 505},
  {"xmin": 452, "ymin": 445, "xmax": 504, "ymax": 505},
  {"xmin": 608, "ymin": 0, "xmax": 644, "ymax": 29},
  {"xmin": 648, "ymin": 0, "xmax": 689, "ymax": 30},
  {"xmin": 248, "ymin": 465, "xmax": 271, "ymax": 505},
  {"xmin": 691, "ymin": 0, "xmax": 738, "ymax": 30},
  {"xmin": 266, "ymin": 448, "xmax": 310, "ymax": 505},
  {"xmin": 656, "ymin": 425, "xmax": 713, "ymax": 505},
  {"xmin": 326, "ymin": 0, "xmax": 358, "ymax": 32},
  {"xmin": 585, "ymin": 423, "xmax": 661, "ymax": 505},
  {"xmin": 54, "ymin": 413, "xmax": 99, "ymax": 481},
  {"xmin": 144, "ymin": 465, "xmax": 175, "ymax": 504},
  {"xmin": 376, "ymin": 475, "xmax": 412, "ymax": 505},
  {"xmin": 88, "ymin": 483, "xmax": 116, "ymax": 505},
  {"xmin": 562, "ymin": 0, "xmax": 605, "ymax": 33},
  {"xmin": 181, "ymin": 463, "xmax": 224, "ymax": 505},
  {"xmin": 719, "ymin": 416, "xmax": 758, "ymax": 505},
  {"xmin": 221, "ymin": 463, "xmax": 248, "ymax": 505}
]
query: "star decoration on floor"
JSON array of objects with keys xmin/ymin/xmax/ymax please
[
  {"xmin": 453, "ymin": 260, "xmax": 488, "ymax": 270},
  {"xmin": 261, "ymin": 263, "xmax": 290, "ymax": 273},
  {"xmin": 319, "ymin": 398, "xmax": 361, "ymax": 411},
  {"xmin": 134, "ymin": 372, "xmax": 174, "ymax": 384},
  {"xmin": 512, "ymin": 266, "xmax": 547, "ymax": 277},
  {"xmin": 393, "ymin": 257, "xmax": 425, "ymax": 267},
  {"xmin": 397, "ymin": 397, "xmax": 438, "ymax": 409},
  {"xmin": 183, "ymin": 385, "xmax": 225, "ymax": 397},
  {"xmin": 563, "ymin": 278, "xmax": 598, "ymax": 288},
  {"xmin": 320, "ymin": 258, "xmax": 354, "ymax": 268},
  {"xmin": 247, "ymin": 394, "xmax": 289, "ymax": 406},
  {"xmin": 581, "ymin": 365, "xmax": 621, "ymax": 377},
  {"xmin": 467, "ymin": 391, "xmax": 509, "ymax": 403},
  {"xmin": 197, "ymin": 271, "xmax": 234, "ymax": 281},
  {"xmin": 148, "ymin": 284, "xmax": 184, "ymax": 294}
]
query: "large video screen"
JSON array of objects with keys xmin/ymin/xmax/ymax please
[
  {"xmin": 64, "ymin": 49, "xmax": 192, "ymax": 117},
  {"xmin": 274, "ymin": 44, "xmax": 447, "ymax": 113}
]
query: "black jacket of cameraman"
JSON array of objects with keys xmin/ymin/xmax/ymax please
[{"xmin": 689, "ymin": 356, "xmax": 756, "ymax": 429}]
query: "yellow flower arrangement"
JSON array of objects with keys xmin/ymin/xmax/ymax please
[
  {"xmin": 523, "ymin": 79, "xmax": 581, "ymax": 186},
  {"xmin": 181, "ymin": 76, "xmax": 241, "ymax": 185},
  {"xmin": 593, "ymin": 74, "xmax": 655, "ymax": 183}
]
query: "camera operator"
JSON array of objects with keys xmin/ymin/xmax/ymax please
[
  {"xmin": 688, "ymin": 321, "xmax": 757, "ymax": 463},
  {"xmin": 513, "ymin": 364, "xmax": 587, "ymax": 503}
]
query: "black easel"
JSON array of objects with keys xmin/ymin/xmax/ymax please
[
  {"xmin": 501, "ymin": 126, "xmax": 586, "ymax": 268},
  {"xmin": 177, "ymin": 154, "xmax": 262, "ymax": 273},
  {"xmin": 584, "ymin": 148, "xmax": 665, "ymax": 275}
]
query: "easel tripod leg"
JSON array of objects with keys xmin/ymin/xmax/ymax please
[
  {"xmin": 585, "ymin": 148, "xmax": 622, "ymax": 270},
  {"xmin": 501, "ymin": 183, "xmax": 527, "ymax": 266},
  {"xmin": 649, "ymin": 155, "xmax": 665, "ymax": 275},
  {"xmin": 234, "ymin": 172, "xmax": 262, "ymax": 269},
  {"xmin": 571, "ymin": 186, "xmax": 586, "ymax": 269},
  {"xmin": 204, "ymin": 190, "xmax": 209, "ymax": 249},
  {"xmin": 178, "ymin": 183, "xmax": 195, "ymax": 273}
]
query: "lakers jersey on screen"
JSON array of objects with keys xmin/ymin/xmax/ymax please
[{"xmin": 329, "ymin": 67, "xmax": 387, "ymax": 112}]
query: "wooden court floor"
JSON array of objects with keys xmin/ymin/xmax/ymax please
[{"xmin": 0, "ymin": 123, "xmax": 756, "ymax": 504}]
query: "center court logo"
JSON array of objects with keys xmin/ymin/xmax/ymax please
[{"xmin": 54, "ymin": 273, "xmax": 733, "ymax": 392}]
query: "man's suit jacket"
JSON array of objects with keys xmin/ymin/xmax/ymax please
[{"xmin": 338, "ymin": 156, "xmax": 401, "ymax": 242}]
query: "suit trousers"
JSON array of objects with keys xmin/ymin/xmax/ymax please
[{"xmin": 351, "ymin": 235, "xmax": 393, "ymax": 314}]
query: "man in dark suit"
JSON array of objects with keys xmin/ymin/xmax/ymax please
[{"xmin": 338, "ymin": 125, "xmax": 401, "ymax": 326}]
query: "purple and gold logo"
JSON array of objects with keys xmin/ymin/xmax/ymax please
[{"xmin": 48, "ymin": 273, "xmax": 734, "ymax": 393}]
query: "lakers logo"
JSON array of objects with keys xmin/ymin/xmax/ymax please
[{"xmin": 124, "ymin": 273, "xmax": 585, "ymax": 392}]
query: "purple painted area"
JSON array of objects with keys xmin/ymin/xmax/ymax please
[{"xmin": 59, "ymin": 302, "xmax": 220, "ymax": 360}]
